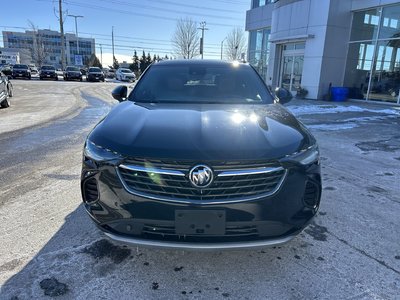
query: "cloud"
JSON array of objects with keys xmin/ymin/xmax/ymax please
[{"xmin": 100, "ymin": 53, "xmax": 133, "ymax": 67}]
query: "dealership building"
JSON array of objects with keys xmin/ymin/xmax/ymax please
[
  {"xmin": 2, "ymin": 29, "xmax": 95, "ymax": 68},
  {"xmin": 246, "ymin": 0, "xmax": 400, "ymax": 102}
]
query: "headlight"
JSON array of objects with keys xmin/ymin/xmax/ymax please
[
  {"xmin": 84, "ymin": 141, "xmax": 122, "ymax": 162},
  {"xmin": 280, "ymin": 144, "xmax": 320, "ymax": 166}
]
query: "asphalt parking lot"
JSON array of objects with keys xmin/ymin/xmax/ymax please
[{"xmin": 0, "ymin": 80, "xmax": 399, "ymax": 299}]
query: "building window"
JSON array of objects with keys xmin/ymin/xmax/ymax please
[
  {"xmin": 248, "ymin": 28, "xmax": 271, "ymax": 81},
  {"xmin": 345, "ymin": 4, "xmax": 400, "ymax": 102},
  {"xmin": 252, "ymin": 0, "xmax": 275, "ymax": 9}
]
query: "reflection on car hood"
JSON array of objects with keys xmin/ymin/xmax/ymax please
[{"xmin": 88, "ymin": 102, "xmax": 313, "ymax": 161}]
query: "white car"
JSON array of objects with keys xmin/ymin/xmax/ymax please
[{"xmin": 115, "ymin": 68, "xmax": 136, "ymax": 82}]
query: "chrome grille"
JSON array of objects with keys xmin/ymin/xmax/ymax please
[{"xmin": 117, "ymin": 160, "xmax": 287, "ymax": 202}]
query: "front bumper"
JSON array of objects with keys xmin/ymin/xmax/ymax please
[
  {"xmin": 88, "ymin": 74, "xmax": 104, "ymax": 81},
  {"xmin": 104, "ymin": 231, "xmax": 298, "ymax": 250},
  {"xmin": 81, "ymin": 159, "xmax": 321, "ymax": 249},
  {"xmin": 65, "ymin": 73, "xmax": 82, "ymax": 80}
]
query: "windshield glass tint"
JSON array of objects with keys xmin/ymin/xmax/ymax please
[
  {"xmin": 89, "ymin": 67, "xmax": 101, "ymax": 72},
  {"xmin": 66, "ymin": 67, "xmax": 80, "ymax": 71},
  {"xmin": 41, "ymin": 66, "xmax": 55, "ymax": 70},
  {"xmin": 131, "ymin": 64, "xmax": 273, "ymax": 104},
  {"xmin": 14, "ymin": 64, "xmax": 28, "ymax": 69}
]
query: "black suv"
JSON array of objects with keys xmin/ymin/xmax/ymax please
[
  {"xmin": 39, "ymin": 65, "xmax": 58, "ymax": 80},
  {"xmin": 81, "ymin": 60, "xmax": 321, "ymax": 250},
  {"xmin": 87, "ymin": 67, "xmax": 105, "ymax": 82},
  {"xmin": 64, "ymin": 66, "xmax": 82, "ymax": 81},
  {"xmin": 12, "ymin": 64, "xmax": 31, "ymax": 80}
]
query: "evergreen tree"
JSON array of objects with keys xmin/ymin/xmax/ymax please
[
  {"xmin": 88, "ymin": 54, "xmax": 102, "ymax": 68},
  {"xmin": 146, "ymin": 52, "xmax": 152, "ymax": 66},
  {"xmin": 130, "ymin": 50, "xmax": 139, "ymax": 72},
  {"xmin": 153, "ymin": 54, "xmax": 157, "ymax": 62},
  {"xmin": 140, "ymin": 50, "xmax": 146, "ymax": 72},
  {"xmin": 113, "ymin": 56, "xmax": 119, "ymax": 69}
]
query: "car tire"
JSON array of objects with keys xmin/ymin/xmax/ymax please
[
  {"xmin": 7, "ymin": 85, "xmax": 13, "ymax": 97},
  {"xmin": 0, "ymin": 91, "xmax": 10, "ymax": 108},
  {"xmin": 80, "ymin": 77, "xmax": 83, "ymax": 82},
  {"xmin": 55, "ymin": 77, "xmax": 58, "ymax": 81}
]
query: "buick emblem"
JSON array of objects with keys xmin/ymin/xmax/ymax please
[{"xmin": 189, "ymin": 165, "xmax": 213, "ymax": 188}]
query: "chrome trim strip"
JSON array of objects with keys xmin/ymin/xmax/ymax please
[
  {"xmin": 104, "ymin": 232, "xmax": 296, "ymax": 250},
  {"xmin": 119, "ymin": 164, "xmax": 185, "ymax": 176},
  {"xmin": 217, "ymin": 166, "xmax": 284, "ymax": 177},
  {"xmin": 116, "ymin": 167, "xmax": 288, "ymax": 204}
]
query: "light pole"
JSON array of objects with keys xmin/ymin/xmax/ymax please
[
  {"xmin": 68, "ymin": 14, "xmax": 83, "ymax": 55},
  {"xmin": 220, "ymin": 37, "xmax": 226, "ymax": 60}
]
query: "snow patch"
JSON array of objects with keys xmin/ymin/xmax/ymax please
[
  {"xmin": 287, "ymin": 105, "xmax": 399, "ymax": 116},
  {"xmin": 308, "ymin": 123, "xmax": 358, "ymax": 131}
]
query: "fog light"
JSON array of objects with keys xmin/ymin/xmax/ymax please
[
  {"xmin": 82, "ymin": 177, "xmax": 99, "ymax": 204},
  {"xmin": 303, "ymin": 181, "xmax": 320, "ymax": 208}
]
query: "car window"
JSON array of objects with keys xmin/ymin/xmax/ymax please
[
  {"xmin": 121, "ymin": 69, "xmax": 132, "ymax": 73},
  {"xmin": 130, "ymin": 64, "xmax": 273, "ymax": 104},
  {"xmin": 41, "ymin": 66, "xmax": 55, "ymax": 70},
  {"xmin": 66, "ymin": 67, "xmax": 80, "ymax": 71},
  {"xmin": 89, "ymin": 67, "xmax": 101, "ymax": 72},
  {"xmin": 13, "ymin": 64, "xmax": 28, "ymax": 69}
]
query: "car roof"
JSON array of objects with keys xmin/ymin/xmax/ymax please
[{"xmin": 154, "ymin": 59, "xmax": 248, "ymax": 67}]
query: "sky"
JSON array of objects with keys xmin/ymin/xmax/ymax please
[{"xmin": 1, "ymin": 0, "xmax": 249, "ymax": 66}]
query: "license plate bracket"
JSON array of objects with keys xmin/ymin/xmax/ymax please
[{"xmin": 175, "ymin": 210, "xmax": 226, "ymax": 235}]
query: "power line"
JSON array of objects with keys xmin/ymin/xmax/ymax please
[
  {"xmin": 60, "ymin": 0, "xmax": 243, "ymax": 27},
  {"xmin": 96, "ymin": 0, "xmax": 243, "ymax": 16}
]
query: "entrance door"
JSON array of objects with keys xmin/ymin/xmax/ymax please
[{"xmin": 279, "ymin": 43, "xmax": 305, "ymax": 93}]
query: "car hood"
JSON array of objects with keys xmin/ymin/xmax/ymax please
[{"xmin": 88, "ymin": 102, "xmax": 314, "ymax": 161}]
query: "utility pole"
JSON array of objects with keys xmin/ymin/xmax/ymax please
[
  {"xmin": 68, "ymin": 15, "xmax": 83, "ymax": 55},
  {"xmin": 220, "ymin": 37, "xmax": 226, "ymax": 60},
  {"xmin": 198, "ymin": 21, "xmax": 208, "ymax": 59},
  {"xmin": 100, "ymin": 44, "xmax": 103, "ymax": 67},
  {"xmin": 112, "ymin": 26, "xmax": 115, "ymax": 66},
  {"xmin": 58, "ymin": 0, "xmax": 66, "ymax": 69}
]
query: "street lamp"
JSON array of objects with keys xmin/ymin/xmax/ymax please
[
  {"xmin": 68, "ymin": 14, "xmax": 83, "ymax": 56},
  {"xmin": 220, "ymin": 37, "xmax": 226, "ymax": 60}
]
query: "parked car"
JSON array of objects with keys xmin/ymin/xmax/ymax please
[
  {"xmin": 64, "ymin": 66, "xmax": 82, "ymax": 81},
  {"xmin": 0, "ymin": 64, "xmax": 12, "ymax": 78},
  {"xmin": 39, "ymin": 65, "xmax": 58, "ymax": 80},
  {"xmin": 12, "ymin": 64, "xmax": 31, "ymax": 80},
  {"xmin": 103, "ymin": 68, "xmax": 115, "ymax": 79},
  {"xmin": 0, "ymin": 71, "xmax": 13, "ymax": 108},
  {"xmin": 29, "ymin": 64, "xmax": 38, "ymax": 75},
  {"xmin": 87, "ymin": 67, "xmax": 105, "ymax": 82},
  {"xmin": 81, "ymin": 60, "xmax": 321, "ymax": 250},
  {"xmin": 115, "ymin": 68, "xmax": 136, "ymax": 82}
]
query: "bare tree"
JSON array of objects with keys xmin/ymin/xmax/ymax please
[
  {"xmin": 171, "ymin": 18, "xmax": 200, "ymax": 59},
  {"xmin": 28, "ymin": 20, "xmax": 48, "ymax": 67},
  {"xmin": 225, "ymin": 27, "xmax": 247, "ymax": 61}
]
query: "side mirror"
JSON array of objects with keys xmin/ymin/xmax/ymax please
[
  {"xmin": 112, "ymin": 85, "xmax": 128, "ymax": 102},
  {"xmin": 275, "ymin": 87, "xmax": 293, "ymax": 104}
]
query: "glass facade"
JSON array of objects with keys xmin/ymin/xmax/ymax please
[
  {"xmin": 345, "ymin": 5, "xmax": 400, "ymax": 102},
  {"xmin": 252, "ymin": 0, "xmax": 274, "ymax": 9},
  {"xmin": 248, "ymin": 28, "xmax": 270, "ymax": 80}
]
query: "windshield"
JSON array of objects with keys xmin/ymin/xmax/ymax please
[
  {"xmin": 121, "ymin": 69, "xmax": 132, "ymax": 73},
  {"xmin": 13, "ymin": 64, "xmax": 28, "ymax": 70},
  {"xmin": 130, "ymin": 63, "xmax": 273, "ymax": 104},
  {"xmin": 66, "ymin": 67, "xmax": 80, "ymax": 71},
  {"xmin": 89, "ymin": 67, "xmax": 101, "ymax": 72},
  {"xmin": 41, "ymin": 66, "xmax": 55, "ymax": 70}
]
